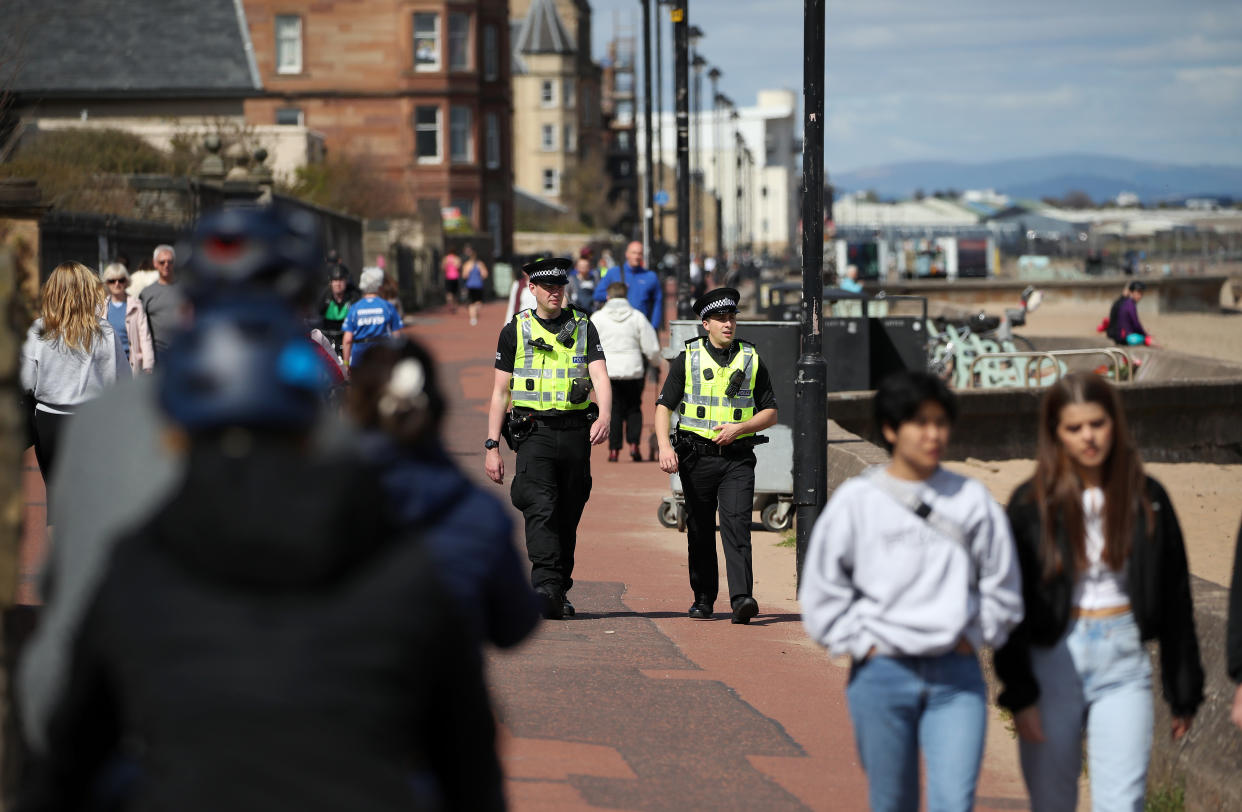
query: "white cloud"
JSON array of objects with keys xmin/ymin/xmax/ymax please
[{"xmin": 1174, "ymin": 64, "xmax": 1242, "ymax": 104}]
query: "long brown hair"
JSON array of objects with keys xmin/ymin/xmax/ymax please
[
  {"xmin": 1031, "ymin": 372, "xmax": 1152, "ymax": 580},
  {"xmin": 38, "ymin": 261, "xmax": 105, "ymax": 353}
]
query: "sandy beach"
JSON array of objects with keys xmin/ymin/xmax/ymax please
[{"xmin": 945, "ymin": 295, "xmax": 1242, "ymax": 587}]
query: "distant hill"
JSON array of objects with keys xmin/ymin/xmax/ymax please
[{"xmin": 831, "ymin": 154, "xmax": 1242, "ymax": 203}]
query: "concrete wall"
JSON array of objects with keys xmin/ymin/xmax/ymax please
[
  {"xmin": 874, "ymin": 274, "xmax": 1233, "ymax": 314},
  {"xmin": 829, "ymin": 371, "xmax": 1242, "ymax": 464},
  {"xmin": 823, "ymin": 421, "xmax": 1242, "ymax": 811}
]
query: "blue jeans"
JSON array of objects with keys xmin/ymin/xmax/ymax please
[
  {"xmin": 1019, "ymin": 612, "xmax": 1152, "ymax": 812},
  {"xmin": 846, "ymin": 652, "xmax": 987, "ymax": 812}
]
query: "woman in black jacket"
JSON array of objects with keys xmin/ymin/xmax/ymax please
[{"xmin": 994, "ymin": 372, "xmax": 1203, "ymax": 812}]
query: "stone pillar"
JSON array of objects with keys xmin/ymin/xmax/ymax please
[{"xmin": 0, "ymin": 178, "xmax": 46, "ymax": 808}]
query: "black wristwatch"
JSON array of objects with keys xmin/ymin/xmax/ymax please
[{"xmin": 484, "ymin": 438, "xmax": 500, "ymax": 450}]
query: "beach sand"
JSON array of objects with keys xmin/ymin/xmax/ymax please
[{"xmin": 943, "ymin": 297, "xmax": 1242, "ymax": 587}]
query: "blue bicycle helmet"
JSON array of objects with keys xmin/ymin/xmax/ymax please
[
  {"xmin": 179, "ymin": 206, "xmax": 323, "ymax": 306},
  {"xmin": 159, "ymin": 294, "xmax": 329, "ymax": 433}
]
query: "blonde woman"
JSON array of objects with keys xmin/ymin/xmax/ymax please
[
  {"xmin": 21, "ymin": 261, "xmax": 129, "ymax": 496},
  {"xmin": 101, "ymin": 263, "xmax": 156, "ymax": 374}
]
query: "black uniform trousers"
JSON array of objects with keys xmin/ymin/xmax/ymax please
[
  {"xmin": 677, "ymin": 445, "xmax": 756, "ymax": 606},
  {"xmin": 608, "ymin": 378, "xmax": 645, "ymax": 450},
  {"xmin": 510, "ymin": 420, "xmax": 592, "ymax": 595}
]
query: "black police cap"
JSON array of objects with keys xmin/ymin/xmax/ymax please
[
  {"xmin": 694, "ymin": 287, "xmax": 742, "ymax": 319},
  {"xmin": 523, "ymin": 257, "xmax": 572, "ymax": 285}
]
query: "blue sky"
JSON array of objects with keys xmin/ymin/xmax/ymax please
[{"xmin": 588, "ymin": 0, "xmax": 1242, "ymax": 172}]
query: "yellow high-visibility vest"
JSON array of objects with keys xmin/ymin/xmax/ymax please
[
  {"xmin": 510, "ymin": 309, "xmax": 591, "ymax": 411},
  {"xmin": 677, "ymin": 337, "xmax": 758, "ymax": 439}
]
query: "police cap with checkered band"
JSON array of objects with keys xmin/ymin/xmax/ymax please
[
  {"xmin": 522, "ymin": 257, "xmax": 572, "ymax": 286},
  {"xmin": 694, "ymin": 287, "xmax": 742, "ymax": 319}
]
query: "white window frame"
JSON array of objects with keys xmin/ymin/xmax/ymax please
[
  {"xmin": 450, "ymin": 105, "xmax": 473, "ymax": 164},
  {"xmin": 413, "ymin": 13, "xmax": 441, "ymax": 72},
  {"xmin": 540, "ymin": 80, "xmax": 555, "ymax": 108},
  {"xmin": 542, "ymin": 168, "xmax": 559, "ymax": 195},
  {"xmin": 485, "ymin": 113, "xmax": 500, "ymax": 169},
  {"xmin": 415, "ymin": 105, "xmax": 442, "ymax": 164},
  {"xmin": 563, "ymin": 78, "xmax": 576, "ymax": 109},
  {"xmin": 482, "ymin": 25, "xmax": 498, "ymax": 80},
  {"xmin": 564, "ymin": 124, "xmax": 576, "ymax": 153},
  {"xmin": 275, "ymin": 15, "xmax": 303, "ymax": 75},
  {"xmin": 448, "ymin": 12, "xmax": 471, "ymax": 71},
  {"xmin": 540, "ymin": 124, "xmax": 556, "ymax": 152}
]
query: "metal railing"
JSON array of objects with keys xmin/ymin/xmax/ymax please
[{"xmin": 968, "ymin": 347, "xmax": 1136, "ymax": 389}]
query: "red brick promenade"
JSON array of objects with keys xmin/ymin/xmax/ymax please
[{"xmin": 18, "ymin": 297, "xmax": 1030, "ymax": 810}]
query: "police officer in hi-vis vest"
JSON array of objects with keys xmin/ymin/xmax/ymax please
[
  {"xmin": 486, "ymin": 257, "xmax": 612, "ymax": 619},
  {"xmin": 654, "ymin": 288, "xmax": 778, "ymax": 624}
]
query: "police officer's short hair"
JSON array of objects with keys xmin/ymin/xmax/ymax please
[
  {"xmin": 607, "ymin": 282, "xmax": 628, "ymax": 298},
  {"xmin": 872, "ymin": 371, "xmax": 958, "ymax": 452}
]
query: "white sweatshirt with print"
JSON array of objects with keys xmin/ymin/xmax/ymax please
[{"xmin": 799, "ymin": 466, "xmax": 1024, "ymax": 660}]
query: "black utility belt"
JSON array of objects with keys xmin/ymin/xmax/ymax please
[
  {"xmin": 675, "ymin": 432, "xmax": 761, "ymax": 457},
  {"xmin": 521, "ymin": 409, "xmax": 594, "ymax": 428}
]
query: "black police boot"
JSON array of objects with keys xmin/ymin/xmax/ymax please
[
  {"xmin": 688, "ymin": 597, "xmax": 713, "ymax": 620},
  {"xmin": 536, "ymin": 587, "xmax": 564, "ymax": 620},
  {"xmin": 731, "ymin": 596, "xmax": 759, "ymax": 625},
  {"xmin": 561, "ymin": 595, "xmax": 575, "ymax": 617}
]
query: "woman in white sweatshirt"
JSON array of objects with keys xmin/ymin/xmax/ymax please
[
  {"xmin": 21, "ymin": 261, "xmax": 129, "ymax": 502},
  {"xmin": 799, "ymin": 371, "xmax": 1023, "ymax": 812}
]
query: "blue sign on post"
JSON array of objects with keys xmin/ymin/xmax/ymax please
[{"xmin": 654, "ymin": 189, "xmax": 670, "ymax": 206}]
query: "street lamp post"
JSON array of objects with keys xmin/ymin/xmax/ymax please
[
  {"xmin": 708, "ymin": 67, "xmax": 721, "ymax": 263},
  {"xmin": 730, "ymin": 108, "xmax": 739, "ymax": 254},
  {"xmin": 640, "ymin": 0, "xmax": 655, "ymax": 268},
  {"xmin": 793, "ymin": 0, "xmax": 828, "ymax": 582},
  {"xmin": 655, "ymin": 0, "xmax": 668, "ymax": 245},
  {"xmin": 673, "ymin": 1, "xmax": 692, "ymax": 318},
  {"xmin": 691, "ymin": 52, "xmax": 706, "ymax": 262}
]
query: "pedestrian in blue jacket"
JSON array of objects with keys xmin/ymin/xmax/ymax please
[{"xmin": 594, "ymin": 241, "xmax": 663, "ymax": 330}]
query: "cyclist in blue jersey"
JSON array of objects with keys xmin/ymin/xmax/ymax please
[{"xmin": 342, "ymin": 267, "xmax": 404, "ymax": 373}]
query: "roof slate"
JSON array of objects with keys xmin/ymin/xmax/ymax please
[
  {"xmin": 513, "ymin": 0, "xmax": 574, "ymax": 56},
  {"xmin": 7, "ymin": 0, "xmax": 261, "ymax": 97}
]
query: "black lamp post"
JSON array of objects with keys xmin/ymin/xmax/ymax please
[
  {"xmin": 716, "ymin": 94, "xmax": 731, "ymax": 255},
  {"xmin": 640, "ymin": 0, "xmax": 655, "ymax": 267},
  {"xmin": 730, "ymin": 108, "xmax": 740, "ymax": 255},
  {"xmin": 672, "ymin": 1, "xmax": 692, "ymax": 318},
  {"xmin": 707, "ymin": 66, "xmax": 721, "ymax": 263},
  {"xmin": 793, "ymin": 0, "xmax": 828, "ymax": 581},
  {"xmin": 690, "ymin": 51, "xmax": 706, "ymax": 262},
  {"xmin": 655, "ymin": 0, "xmax": 671, "ymax": 246}
]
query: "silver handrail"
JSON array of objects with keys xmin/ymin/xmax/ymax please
[{"xmin": 968, "ymin": 348, "xmax": 1135, "ymax": 389}]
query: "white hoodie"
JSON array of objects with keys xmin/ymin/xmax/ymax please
[
  {"xmin": 799, "ymin": 466, "xmax": 1023, "ymax": 659},
  {"xmin": 590, "ymin": 297, "xmax": 661, "ymax": 380}
]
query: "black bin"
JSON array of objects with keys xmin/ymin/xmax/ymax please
[
  {"xmin": 868, "ymin": 295, "xmax": 928, "ymax": 387},
  {"xmin": 823, "ymin": 289, "xmax": 870, "ymax": 392}
]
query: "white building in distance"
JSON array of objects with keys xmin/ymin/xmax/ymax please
[{"xmin": 639, "ymin": 89, "xmax": 799, "ymax": 257}]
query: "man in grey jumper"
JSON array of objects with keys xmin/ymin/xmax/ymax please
[{"xmin": 139, "ymin": 244, "xmax": 188, "ymax": 363}]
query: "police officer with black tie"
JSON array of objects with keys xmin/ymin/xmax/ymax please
[
  {"xmin": 485, "ymin": 258, "xmax": 611, "ymax": 620},
  {"xmin": 654, "ymin": 288, "xmax": 778, "ymax": 624}
]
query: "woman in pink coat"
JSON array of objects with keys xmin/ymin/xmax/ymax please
[{"xmin": 102, "ymin": 263, "xmax": 156, "ymax": 373}]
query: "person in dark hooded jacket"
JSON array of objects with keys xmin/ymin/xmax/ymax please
[
  {"xmin": 17, "ymin": 211, "xmax": 504, "ymax": 812},
  {"xmin": 347, "ymin": 338, "xmax": 541, "ymax": 649}
]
